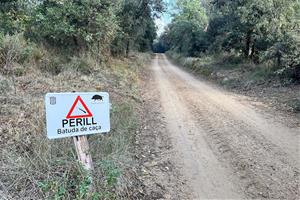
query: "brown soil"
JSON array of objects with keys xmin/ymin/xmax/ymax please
[
  {"xmin": 134, "ymin": 57, "xmax": 191, "ymax": 199},
  {"xmin": 136, "ymin": 54, "xmax": 300, "ymax": 199}
]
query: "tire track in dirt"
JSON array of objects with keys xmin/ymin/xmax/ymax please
[
  {"xmin": 154, "ymin": 55, "xmax": 245, "ymax": 199},
  {"xmin": 152, "ymin": 54, "xmax": 300, "ymax": 199},
  {"xmin": 135, "ymin": 59, "xmax": 191, "ymax": 199}
]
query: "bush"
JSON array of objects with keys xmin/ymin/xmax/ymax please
[
  {"xmin": 287, "ymin": 99, "xmax": 300, "ymax": 112},
  {"xmin": 31, "ymin": 45, "xmax": 46, "ymax": 62},
  {"xmin": 13, "ymin": 65, "xmax": 26, "ymax": 76},
  {"xmin": 67, "ymin": 55, "xmax": 95, "ymax": 75},
  {"xmin": 248, "ymin": 66, "xmax": 274, "ymax": 82},
  {"xmin": 38, "ymin": 55, "xmax": 64, "ymax": 75},
  {"xmin": 265, "ymin": 33, "xmax": 300, "ymax": 82},
  {"xmin": 0, "ymin": 33, "xmax": 31, "ymax": 73},
  {"xmin": 27, "ymin": 0, "xmax": 119, "ymax": 55},
  {"xmin": 220, "ymin": 53, "xmax": 244, "ymax": 65},
  {"xmin": 0, "ymin": 75, "xmax": 11, "ymax": 94}
]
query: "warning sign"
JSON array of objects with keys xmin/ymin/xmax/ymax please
[
  {"xmin": 45, "ymin": 92, "xmax": 110, "ymax": 139},
  {"xmin": 66, "ymin": 96, "xmax": 93, "ymax": 119}
]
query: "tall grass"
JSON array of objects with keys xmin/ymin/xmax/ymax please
[{"xmin": 0, "ymin": 34, "xmax": 151, "ymax": 199}]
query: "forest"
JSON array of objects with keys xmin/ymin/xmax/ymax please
[
  {"xmin": 154, "ymin": 0, "xmax": 300, "ymax": 82},
  {"xmin": 0, "ymin": 0, "xmax": 164, "ymax": 199},
  {"xmin": 0, "ymin": 0, "xmax": 162, "ymax": 67},
  {"xmin": 1, "ymin": 0, "xmax": 300, "ymax": 199}
]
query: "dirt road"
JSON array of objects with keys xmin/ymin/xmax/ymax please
[{"xmin": 151, "ymin": 54, "xmax": 299, "ymax": 199}]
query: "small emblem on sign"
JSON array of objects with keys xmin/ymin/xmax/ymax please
[
  {"xmin": 50, "ymin": 97, "xmax": 56, "ymax": 105},
  {"xmin": 91, "ymin": 95, "xmax": 103, "ymax": 104}
]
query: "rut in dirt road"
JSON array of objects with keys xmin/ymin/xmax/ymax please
[{"xmin": 152, "ymin": 54, "xmax": 300, "ymax": 199}]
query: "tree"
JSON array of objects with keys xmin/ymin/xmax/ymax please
[
  {"xmin": 27, "ymin": 0, "xmax": 119, "ymax": 56},
  {"xmin": 111, "ymin": 0, "xmax": 164, "ymax": 56},
  {"xmin": 162, "ymin": 0, "xmax": 300, "ymax": 81},
  {"xmin": 210, "ymin": 0, "xmax": 300, "ymax": 62},
  {"xmin": 160, "ymin": 0, "xmax": 208, "ymax": 56},
  {"xmin": 0, "ymin": 0, "xmax": 29, "ymax": 34}
]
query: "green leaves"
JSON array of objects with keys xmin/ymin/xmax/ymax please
[
  {"xmin": 176, "ymin": 0, "xmax": 208, "ymax": 28},
  {"xmin": 99, "ymin": 160, "xmax": 121, "ymax": 187},
  {"xmin": 0, "ymin": 0, "xmax": 28, "ymax": 34},
  {"xmin": 26, "ymin": 0, "xmax": 119, "ymax": 54},
  {"xmin": 1, "ymin": 0, "xmax": 163, "ymax": 57},
  {"xmin": 112, "ymin": 0, "xmax": 161, "ymax": 55},
  {"xmin": 158, "ymin": 0, "xmax": 209, "ymax": 56},
  {"xmin": 161, "ymin": 0, "xmax": 300, "ymax": 81}
]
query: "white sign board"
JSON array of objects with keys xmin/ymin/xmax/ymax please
[{"xmin": 45, "ymin": 92, "xmax": 110, "ymax": 139}]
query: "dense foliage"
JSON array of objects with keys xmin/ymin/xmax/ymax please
[
  {"xmin": 0, "ymin": 0, "xmax": 163, "ymax": 58},
  {"xmin": 156, "ymin": 0, "xmax": 300, "ymax": 81},
  {"xmin": 111, "ymin": 0, "xmax": 163, "ymax": 56},
  {"xmin": 0, "ymin": 1, "xmax": 163, "ymax": 199}
]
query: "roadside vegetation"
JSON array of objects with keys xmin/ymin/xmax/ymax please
[
  {"xmin": 154, "ymin": 0, "xmax": 300, "ymax": 113},
  {"xmin": 0, "ymin": 0, "xmax": 162, "ymax": 199}
]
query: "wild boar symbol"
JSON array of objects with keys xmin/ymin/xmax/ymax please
[{"xmin": 92, "ymin": 94, "xmax": 103, "ymax": 102}]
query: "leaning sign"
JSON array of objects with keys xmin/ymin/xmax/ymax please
[{"xmin": 45, "ymin": 92, "xmax": 110, "ymax": 139}]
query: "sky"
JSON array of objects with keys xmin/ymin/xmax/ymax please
[{"xmin": 155, "ymin": 0, "xmax": 176, "ymax": 36}]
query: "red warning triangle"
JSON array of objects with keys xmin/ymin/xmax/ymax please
[{"xmin": 66, "ymin": 96, "xmax": 93, "ymax": 119}]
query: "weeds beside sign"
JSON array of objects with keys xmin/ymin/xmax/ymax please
[{"xmin": 45, "ymin": 92, "xmax": 110, "ymax": 139}]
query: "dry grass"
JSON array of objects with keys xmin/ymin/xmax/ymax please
[{"xmin": 0, "ymin": 44, "xmax": 151, "ymax": 199}]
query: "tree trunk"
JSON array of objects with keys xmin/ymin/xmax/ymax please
[
  {"xmin": 73, "ymin": 36, "xmax": 79, "ymax": 47},
  {"xmin": 294, "ymin": 66, "xmax": 300, "ymax": 81},
  {"xmin": 126, "ymin": 40, "xmax": 130, "ymax": 57},
  {"xmin": 73, "ymin": 36, "xmax": 85, "ymax": 54},
  {"xmin": 277, "ymin": 54, "xmax": 281, "ymax": 66},
  {"xmin": 245, "ymin": 30, "xmax": 252, "ymax": 58},
  {"xmin": 250, "ymin": 43, "xmax": 255, "ymax": 60},
  {"xmin": 275, "ymin": 48, "xmax": 282, "ymax": 67}
]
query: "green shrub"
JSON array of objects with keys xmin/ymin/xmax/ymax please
[
  {"xmin": 0, "ymin": 32, "xmax": 4, "ymax": 43},
  {"xmin": 287, "ymin": 99, "xmax": 300, "ymax": 112},
  {"xmin": 38, "ymin": 55, "xmax": 64, "ymax": 75},
  {"xmin": 36, "ymin": 164, "xmax": 94, "ymax": 200},
  {"xmin": 13, "ymin": 66, "xmax": 25, "ymax": 76},
  {"xmin": 183, "ymin": 57, "xmax": 197, "ymax": 69},
  {"xmin": 27, "ymin": 0, "xmax": 119, "ymax": 55},
  {"xmin": 220, "ymin": 53, "xmax": 244, "ymax": 65},
  {"xmin": 248, "ymin": 66, "xmax": 274, "ymax": 82},
  {"xmin": 197, "ymin": 66, "xmax": 214, "ymax": 77},
  {"xmin": 0, "ymin": 76, "xmax": 11, "ymax": 94},
  {"xmin": 67, "ymin": 55, "xmax": 94, "ymax": 75},
  {"xmin": 0, "ymin": 34, "xmax": 30, "ymax": 72},
  {"xmin": 221, "ymin": 78, "xmax": 239, "ymax": 88},
  {"xmin": 31, "ymin": 46, "xmax": 45, "ymax": 62},
  {"xmin": 99, "ymin": 160, "xmax": 121, "ymax": 187},
  {"xmin": 264, "ymin": 33, "xmax": 300, "ymax": 82}
]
